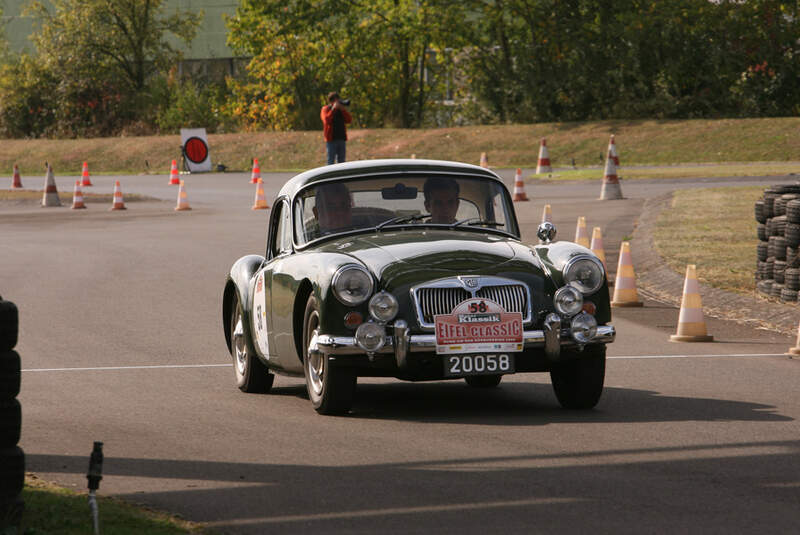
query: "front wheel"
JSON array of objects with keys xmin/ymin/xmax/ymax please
[
  {"xmin": 230, "ymin": 292, "xmax": 274, "ymax": 393},
  {"xmin": 303, "ymin": 295, "xmax": 356, "ymax": 415},
  {"xmin": 550, "ymin": 344, "xmax": 606, "ymax": 409}
]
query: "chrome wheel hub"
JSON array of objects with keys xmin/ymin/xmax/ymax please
[
  {"xmin": 233, "ymin": 310, "xmax": 247, "ymax": 375},
  {"xmin": 306, "ymin": 312, "xmax": 324, "ymax": 396}
]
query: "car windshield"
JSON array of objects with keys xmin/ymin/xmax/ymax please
[{"xmin": 294, "ymin": 175, "xmax": 518, "ymax": 245}]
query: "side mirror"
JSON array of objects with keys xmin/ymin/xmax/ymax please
[{"xmin": 537, "ymin": 221, "xmax": 557, "ymax": 244}]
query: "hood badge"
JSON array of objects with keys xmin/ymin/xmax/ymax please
[{"xmin": 460, "ymin": 276, "xmax": 480, "ymax": 289}]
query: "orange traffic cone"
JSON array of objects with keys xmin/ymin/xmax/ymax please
[
  {"xmin": 541, "ymin": 204, "xmax": 552, "ymax": 223},
  {"xmin": 536, "ymin": 138, "xmax": 552, "ymax": 174},
  {"xmin": 512, "ymin": 168, "xmax": 529, "ymax": 202},
  {"xmin": 479, "ymin": 152, "xmax": 489, "ymax": 168},
  {"xmin": 410, "ymin": 154, "xmax": 417, "ymax": 159},
  {"xmin": 611, "ymin": 241, "xmax": 643, "ymax": 307},
  {"xmin": 670, "ymin": 264, "xmax": 713, "ymax": 342},
  {"xmin": 574, "ymin": 217, "xmax": 590, "ymax": 247},
  {"xmin": 786, "ymin": 321, "xmax": 800, "ymax": 357},
  {"xmin": 175, "ymin": 180, "xmax": 191, "ymax": 211},
  {"xmin": 600, "ymin": 149, "xmax": 623, "ymax": 200},
  {"xmin": 80, "ymin": 161, "xmax": 93, "ymax": 187},
  {"xmin": 590, "ymin": 227, "xmax": 612, "ymax": 286},
  {"xmin": 250, "ymin": 158, "xmax": 261, "ymax": 184},
  {"xmin": 608, "ymin": 135, "xmax": 620, "ymax": 167},
  {"xmin": 252, "ymin": 178, "xmax": 269, "ymax": 210},
  {"xmin": 10, "ymin": 164, "xmax": 23, "ymax": 189},
  {"xmin": 110, "ymin": 180, "xmax": 126, "ymax": 210},
  {"xmin": 168, "ymin": 159, "xmax": 180, "ymax": 185},
  {"xmin": 71, "ymin": 180, "xmax": 86, "ymax": 209},
  {"xmin": 41, "ymin": 164, "xmax": 61, "ymax": 207}
]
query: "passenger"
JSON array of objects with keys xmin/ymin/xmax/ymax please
[
  {"xmin": 313, "ymin": 183, "xmax": 353, "ymax": 234},
  {"xmin": 424, "ymin": 177, "xmax": 460, "ymax": 224}
]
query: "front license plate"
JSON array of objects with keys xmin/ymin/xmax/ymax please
[{"xmin": 443, "ymin": 354, "xmax": 515, "ymax": 378}]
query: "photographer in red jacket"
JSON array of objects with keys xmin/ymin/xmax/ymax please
[{"xmin": 320, "ymin": 92, "xmax": 352, "ymax": 165}]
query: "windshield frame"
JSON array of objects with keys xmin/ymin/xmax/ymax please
[{"xmin": 291, "ymin": 171, "xmax": 521, "ymax": 250}]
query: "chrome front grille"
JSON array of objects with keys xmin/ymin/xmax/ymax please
[{"xmin": 411, "ymin": 277, "xmax": 531, "ymax": 328}]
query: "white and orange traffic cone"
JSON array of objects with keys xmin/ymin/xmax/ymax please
[
  {"xmin": 10, "ymin": 164, "xmax": 23, "ymax": 189},
  {"xmin": 670, "ymin": 264, "xmax": 713, "ymax": 342},
  {"xmin": 608, "ymin": 135, "xmax": 620, "ymax": 167},
  {"xmin": 590, "ymin": 227, "xmax": 612, "ymax": 286},
  {"xmin": 611, "ymin": 241, "xmax": 643, "ymax": 307},
  {"xmin": 541, "ymin": 204, "xmax": 552, "ymax": 223},
  {"xmin": 250, "ymin": 158, "xmax": 261, "ymax": 184},
  {"xmin": 479, "ymin": 152, "xmax": 489, "ymax": 168},
  {"xmin": 110, "ymin": 180, "xmax": 126, "ymax": 210},
  {"xmin": 71, "ymin": 180, "xmax": 86, "ymax": 209},
  {"xmin": 574, "ymin": 217, "xmax": 590, "ymax": 248},
  {"xmin": 168, "ymin": 159, "xmax": 180, "ymax": 185},
  {"xmin": 512, "ymin": 168, "xmax": 529, "ymax": 202},
  {"xmin": 80, "ymin": 161, "xmax": 93, "ymax": 187},
  {"xmin": 410, "ymin": 154, "xmax": 417, "ymax": 159},
  {"xmin": 41, "ymin": 164, "xmax": 61, "ymax": 207},
  {"xmin": 252, "ymin": 178, "xmax": 269, "ymax": 210},
  {"xmin": 175, "ymin": 180, "xmax": 191, "ymax": 211},
  {"xmin": 786, "ymin": 321, "xmax": 800, "ymax": 357},
  {"xmin": 536, "ymin": 138, "xmax": 552, "ymax": 174},
  {"xmin": 600, "ymin": 149, "xmax": 623, "ymax": 200}
]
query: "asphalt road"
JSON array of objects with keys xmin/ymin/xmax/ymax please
[{"xmin": 2, "ymin": 168, "xmax": 799, "ymax": 533}]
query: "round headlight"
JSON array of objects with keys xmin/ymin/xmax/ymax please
[
  {"xmin": 355, "ymin": 322, "xmax": 385, "ymax": 352},
  {"xmin": 564, "ymin": 256, "xmax": 605, "ymax": 294},
  {"xmin": 332, "ymin": 265, "xmax": 373, "ymax": 306},
  {"xmin": 554, "ymin": 285, "xmax": 583, "ymax": 317},
  {"xmin": 570, "ymin": 312, "xmax": 598, "ymax": 344},
  {"xmin": 369, "ymin": 291, "xmax": 399, "ymax": 322}
]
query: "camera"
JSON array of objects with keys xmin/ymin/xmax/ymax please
[{"xmin": 340, "ymin": 98, "xmax": 351, "ymax": 106}]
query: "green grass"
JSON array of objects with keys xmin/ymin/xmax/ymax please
[
  {"xmin": 532, "ymin": 162, "xmax": 800, "ymax": 181},
  {"xmin": 653, "ymin": 186, "xmax": 763, "ymax": 294},
  {"xmin": 15, "ymin": 476, "xmax": 209, "ymax": 534},
  {"xmin": 0, "ymin": 117, "xmax": 799, "ymax": 175}
]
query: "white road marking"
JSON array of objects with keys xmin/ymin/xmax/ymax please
[
  {"xmin": 609, "ymin": 353, "xmax": 788, "ymax": 359},
  {"xmin": 21, "ymin": 364, "xmax": 229, "ymax": 372}
]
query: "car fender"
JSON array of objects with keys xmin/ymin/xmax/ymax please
[{"xmin": 222, "ymin": 254, "xmax": 265, "ymax": 355}]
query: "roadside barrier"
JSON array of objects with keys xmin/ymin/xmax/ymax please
[
  {"xmin": 0, "ymin": 295, "xmax": 24, "ymax": 531},
  {"xmin": 611, "ymin": 241, "xmax": 643, "ymax": 307},
  {"xmin": 754, "ymin": 184, "xmax": 800, "ymax": 302},
  {"xmin": 599, "ymin": 149, "xmax": 623, "ymax": 200},
  {"xmin": 80, "ymin": 161, "xmax": 93, "ymax": 187},
  {"xmin": 479, "ymin": 152, "xmax": 489, "ymax": 168},
  {"xmin": 250, "ymin": 158, "xmax": 261, "ymax": 184},
  {"xmin": 110, "ymin": 181, "xmax": 126, "ymax": 211},
  {"xmin": 41, "ymin": 164, "xmax": 61, "ymax": 207},
  {"xmin": 608, "ymin": 135, "xmax": 620, "ymax": 167},
  {"xmin": 175, "ymin": 180, "xmax": 191, "ymax": 211},
  {"xmin": 786, "ymin": 321, "xmax": 800, "ymax": 357},
  {"xmin": 574, "ymin": 216, "xmax": 590, "ymax": 247},
  {"xmin": 669, "ymin": 264, "xmax": 714, "ymax": 342},
  {"xmin": 168, "ymin": 159, "xmax": 180, "ymax": 185},
  {"xmin": 541, "ymin": 204, "xmax": 552, "ymax": 223},
  {"xmin": 71, "ymin": 181, "xmax": 86, "ymax": 210},
  {"xmin": 10, "ymin": 165, "xmax": 22, "ymax": 189},
  {"xmin": 536, "ymin": 138, "xmax": 551, "ymax": 174},
  {"xmin": 512, "ymin": 168, "xmax": 529, "ymax": 202},
  {"xmin": 252, "ymin": 178, "xmax": 269, "ymax": 210}
]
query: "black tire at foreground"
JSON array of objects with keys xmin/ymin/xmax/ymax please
[
  {"xmin": 229, "ymin": 292, "xmax": 274, "ymax": 394},
  {"xmin": 550, "ymin": 344, "xmax": 606, "ymax": 410},
  {"xmin": 0, "ymin": 300, "xmax": 18, "ymax": 353},
  {"xmin": 0, "ymin": 446, "xmax": 24, "ymax": 501},
  {"xmin": 0, "ymin": 400, "xmax": 21, "ymax": 448},
  {"xmin": 0, "ymin": 351, "xmax": 21, "ymax": 400},
  {"xmin": 303, "ymin": 296, "xmax": 356, "ymax": 415},
  {"xmin": 465, "ymin": 374, "xmax": 503, "ymax": 388}
]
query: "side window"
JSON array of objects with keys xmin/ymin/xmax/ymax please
[{"xmin": 269, "ymin": 201, "xmax": 292, "ymax": 258}]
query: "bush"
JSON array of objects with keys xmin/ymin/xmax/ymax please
[{"xmin": 156, "ymin": 78, "xmax": 234, "ymax": 134}]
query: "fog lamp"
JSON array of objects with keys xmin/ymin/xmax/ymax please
[
  {"xmin": 355, "ymin": 322, "xmax": 385, "ymax": 352},
  {"xmin": 554, "ymin": 285, "xmax": 583, "ymax": 317},
  {"xmin": 369, "ymin": 291, "xmax": 398, "ymax": 322},
  {"xmin": 570, "ymin": 312, "xmax": 598, "ymax": 344}
]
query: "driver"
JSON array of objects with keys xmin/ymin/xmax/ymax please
[
  {"xmin": 313, "ymin": 182, "xmax": 353, "ymax": 234},
  {"xmin": 423, "ymin": 177, "xmax": 460, "ymax": 224}
]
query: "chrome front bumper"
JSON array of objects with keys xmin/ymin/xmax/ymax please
[{"xmin": 311, "ymin": 319, "xmax": 616, "ymax": 368}]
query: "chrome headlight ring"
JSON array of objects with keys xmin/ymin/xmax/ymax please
[
  {"xmin": 563, "ymin": 254, "xmax": 605, "ymax": 295},
  {"xmin": 332, "ymin": 264, "xmax": 374, "ymax": 306}
]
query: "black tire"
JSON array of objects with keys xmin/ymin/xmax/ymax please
[
  {"xmin": 785, "ymin": 223, "xmax": 800, "ymax": 247},
  {"xmin": 772, "ymin": 237, "xmax": 787, "ymax": 259},
  {"xmin": 465, "ymin": 374, "xmax": 502, "ymax": 388},
  {"xmin": 756, "ymin": 241, "xmax": 768, "ymax": 261},
  {"xmin": 0, "ymin": 300, "xmax": 18, "ymax": 353},
  {"xmin": 0, "ymin": 350, "xmax": 21, "ymax": 400},
  {"xmin": 785, "ymin": 268, "xmax": 800, "ymax": 291},
  {"xmin": 786, "ymin": 199, "xmax": 800, "ymax": 223},
  {"xmin": 773, "ymin": 216, "xmax": 787, "ymax": 236},
  {"xmin": 757, "ymin": 224, "xmax": 767, "ymax": 241},
  {"xmin": 0, "ymin": 400, "xmax": 20, "ymax": 448},
  {"xmin": 771, "ymin": 282, "xmax": 784, "ymax": 299},
  {"xmin": 774, "ymin": 260, "xmax": 786, "ymax": 284},
  {"xmin": 780, "ymin": 288, "xmax": 798, "ymax": 302},
  {"xmin": 0, "ymin": 446, "xmax": 24, "ymax": 501},
  {"xmin": 229, "ymin": 292, "xmax": 274, "ymax": 393},
  {"xmin": 302, "ymin": 296, "xmax": 356, "ymax": 415},
  {"xmin": 755, "ymin": 200, "xmax": 766, "ymax": 223},
  {"xmin": 774, "ymin": 197, "xmax": 787, "ymax": 217},
  {"xmin": 550, "ymin": 344, "xmax": 606, "ymax": 410}
]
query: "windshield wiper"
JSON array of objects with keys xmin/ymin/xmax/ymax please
[
  {"xmin": 375, "ymin": 214, "xmax": 430, "ymax": 231},
  {"xmin": 451, "ymin": 218, "xmax": 505, "ymax": 228}
]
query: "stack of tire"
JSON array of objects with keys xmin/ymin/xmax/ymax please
[
  {"xmin": 755, "ymin": 185, "xmax": 800, "ymax": 302},
  {"xmin": 0, "ymin": 296, "xmax": 24, "ymax": 530}
]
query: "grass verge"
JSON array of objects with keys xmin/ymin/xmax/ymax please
[
  {"xmin": 15, "ymin": 475, "xmax": 209, "ymax": 534},
  {"xmin": 652, "ymin": 186, "xmax": 762, "ymax": 294},
  {"xmin": 533, "ymin": 162, "xmax": 800, "ymax": 181},
  {"xmin": 0, "ymin": 117, "xmax": 798, "ymax": 175}
]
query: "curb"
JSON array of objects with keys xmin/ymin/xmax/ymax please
[{"xmin": 633, "ymin": 192, "xmax": 799, "ymax": 336}]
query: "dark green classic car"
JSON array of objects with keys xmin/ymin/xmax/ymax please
[{"xmin": 223, "ymin": 159, "xmax": 615, "ymax": 414}]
